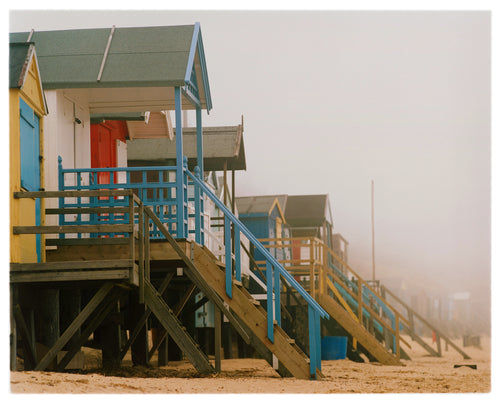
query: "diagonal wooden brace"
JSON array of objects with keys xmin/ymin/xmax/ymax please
[{"xmin": 35, "ymin": 283, "xmax": 115, "ymax": 371}]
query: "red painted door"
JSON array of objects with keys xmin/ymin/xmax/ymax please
[{"xmin": 90, "ymin": 121, "xmax": 128, "ymax": 184}]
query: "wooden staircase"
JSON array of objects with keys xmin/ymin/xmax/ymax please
[
  {"xmin": 146, "ymin": 209, "xmax": 318, "ymax": 380},
  {"xmin": 318, "ymin": 293, "xmax": 400, "ymax": 365},
  {"xmin": 191, "ymin": 243, "xmax": 315, "ymax": 379}
]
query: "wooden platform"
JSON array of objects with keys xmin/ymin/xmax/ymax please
[{"xmin": 10, "ymin": 259, "xmax": 138, "ymax": 285}]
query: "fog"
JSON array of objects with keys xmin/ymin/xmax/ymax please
[{"xmin": 9, "ymin": 9, "xmax": 491, "ymax": 326}]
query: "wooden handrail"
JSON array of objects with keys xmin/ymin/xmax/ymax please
[
  {"xmin": 381, "ymin": 285, "xmax": 470, "ymax": 359},
  {"xmin": 257, "ymin": 235, "xmax": 412, "ymax": 358}
]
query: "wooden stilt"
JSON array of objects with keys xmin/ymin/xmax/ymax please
[
  {"xmin": 129, "ymin": 291, "xmax": 149, "ymax": 366},
  {"xmin": 214, "ymin": 305, "xmax": 222, "ymax": 373},
  {"xmin": 101, "ymin": 300, "xmax": 122, "ymax": 371}
]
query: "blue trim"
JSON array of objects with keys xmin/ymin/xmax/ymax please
[
  {"xmin": 266, "ymin": 261, "xmax": 274, "ymax": 342},
  {"xmin": 225, "ymin": 215, "xmax": 232, "ymax": 298},
  {"xmin": 175, "ymin": 87, "xmax": 185, "ymax": 238},
  {"xmin": 234, "ymin": 230, "xmax": 241, "ymax": 282},
  {"xmin": 196, "ymin": 25, "xmax": 212, "ymax": 112},
  {"xmin": 185, "ymin": 23, "xmax": 200, "ymax": 83},
  {"xmin": 196, "ymin": 107, "xmax": 203, "ymax": 175},
  {"xmin": 183, "ymin": 22, "xmax": 212, "ymax": 112},
  {"xmin": 308, "ymin": 305, "xmax": 317, "ymax": 378},
  {"xmin": 274, "ymin": 266, "xmax": 281, "ymax": 326}
]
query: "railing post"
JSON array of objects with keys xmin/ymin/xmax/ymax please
[
  {"xmin": 357, "ymin": 279, "xmax": 363, "ymax": 325},
  {"xmin": 395, "ymin": 313, "xmax": 400, "ymax": 360},
  {"xmin": 308, "ymin": 305, "xmax": 317, "ymax": 379},
  {"xmin": 274, "ymin": 265, "xmax": 281, "ymax": 327},
  {"xmin": 224, "ymin": 215, "xmax": 232, "ymax": 298},
  {"xmin": 175, "ymin": 86, "xmax": 185, "ymax": 239},
  {"xmin": 57, "ymin": 156, "xmax": 64, "ymax": 238},
  {"xmin": 266, "ymin": 261, "xmax": 274, "ymax": 342},
  {"xmin": 129, "ymin": 194, "xmax": 136, "ymax": 269},
  {"xmin": 183, "ymin": 156, "xmax": 189, "ymax": 239},
  {"xmin": 194, "ymin": 166, "xmax": 202, "ymax": 244},
  {"xmin": 234, "ymin": 227, "xmax": 241, "ymax": 282},
  {"xmin": 138, "ymin": 202, "xmax": 145, "ymax": 304}
]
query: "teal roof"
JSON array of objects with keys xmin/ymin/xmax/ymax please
[{"xmin": 10, "ymin": 24, "xmax": 212, "ymax": 110}]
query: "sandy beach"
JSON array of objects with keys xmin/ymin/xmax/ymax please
[{"xmin": 9, "ymin": 335, "xmax": 491, "ymax": 394}]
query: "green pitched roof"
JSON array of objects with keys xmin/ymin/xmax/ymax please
[
  {"xmin": 9, "ymin": 24, "xmax": 212, "ymax": 110},
  {"xmin": 9, "ymin": 42, "xmax": 33, "ymax": 88}
]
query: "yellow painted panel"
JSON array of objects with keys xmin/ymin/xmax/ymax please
[{"xmin": 18, "ymin": 198, "xmax": 38, "ymax": 263}]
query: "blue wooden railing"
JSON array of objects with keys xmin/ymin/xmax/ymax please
[
  {"xmin": 57, "ymin": 157, "xmax": 192, "ymax": 240},
  {"xmin": 325, "ymin": 256, "xmax": 402, "ymax": 354},
  {"xmin": 58, "ymin": 158, "xmax": 328, "ymax": 378}
]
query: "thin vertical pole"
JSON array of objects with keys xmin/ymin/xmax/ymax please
[
  {"xmin": 266, "ymin": 261, "xmax": 274, "ymax": 342},
  {"xmin": 223, "ymin": 160, "xmax": 228, "ymax": 206},
  {"xmin": 196, "ymin": 107, "xmax": 204, "ymax": 245},
  {"xmin": 214, "ymin": 306, "xmax": 221, "ymax": 373},
  {"xmin": 196, "ymin": 107, "xmax": 203, "ymax": 176},
  {"xmin": 308, "ymin": 305, "xmax": 316, "ymax": 379},
  {"xmin": 225, "ymin": 215, "xmax": 232, "ymax": 298},
  {"xmin": 175, "ymin": 87, "xmax": 184, "ymax": 238},
  {"xmin": 234, "ymin": 228, "xmax": 241, "ymax": 282},
  {"xmin": 371, "ymin": 179, "xmax": 376, "ymax": 281},
  {"xmin": 274, "ymin": 267, "xmax": 281, "ymax": 327}
]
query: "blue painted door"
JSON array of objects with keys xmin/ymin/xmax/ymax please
[{"xmin": 20, "ymin": 98, "xmax": 41, "ymax": 261}]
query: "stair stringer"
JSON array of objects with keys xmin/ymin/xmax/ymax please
[
  {"xmin": 143, "ymin": 279, "xmax": 215, "ymax": 375},
  {"xmin": 191, "ymin": 243, "xmax": 314, "ymax": 380},
  {"xmin": 317, "ymin": 293, "xmax": 401, "ymax": 366}
]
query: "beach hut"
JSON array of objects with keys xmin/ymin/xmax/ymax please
[
  {"xmin": 236, "ymin": 195, "xmax": 289, "ymax": 262},
  {"xmin": 9, "ymin": 42, "xmax": 48, "ymax": 264}
]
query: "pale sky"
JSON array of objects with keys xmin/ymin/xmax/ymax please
[{"xmin": 7, "ymin": 8, "xmax": 493, "ymax": 322}]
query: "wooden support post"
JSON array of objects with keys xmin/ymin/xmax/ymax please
[
  {"xmin": 129, "ymin": 291, "xmax": 149, "ymax": 366},
  {"xmin": 223, "ymin": 160, "xmax": 228, "ymax": 206},
  {"xmin": 138, "ymin": 204, "xmax": 145, "ymax": 303},
  {"xmin": 13, "ymin": 305, "xmax": 37, "ymax": 370},
  {"xmin": 60, "ymin": 289, "xmax": 81, "ymax": 350},
  {"xmin": 437, "ymin": 335, "xmax": 442, "ymax": 356},
  {"xmin": 10, "ymin": 285, "xmax": 17, "ymax": 371},
  {"xmin": 39, "ymin": 288, "xmax": 60, "ymax": 368},
  {"xmin": 214, "ymin": 305, "xmax": 222, "ymax": 373},
  {"xmin": 223, "ymin": 322, "xmax": 233, "ymax": 359},
  {"xmin": 158, "ymin": 337, "xmax": 168, "ymax": 366},
  {"xmin": 101, "ymin": 300, "xmax": 122, "ymax": 372}
]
